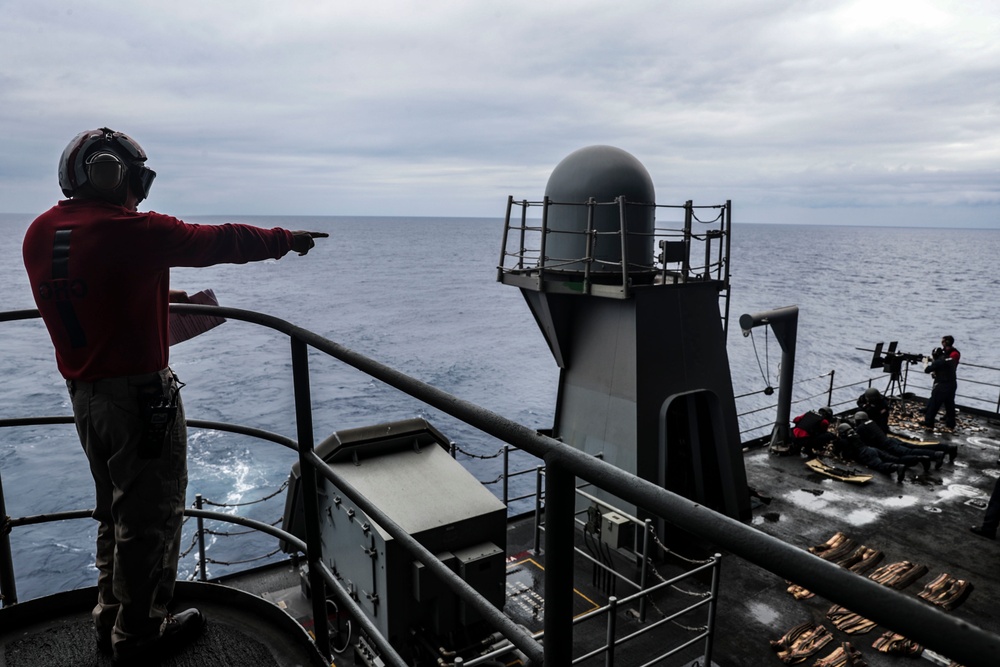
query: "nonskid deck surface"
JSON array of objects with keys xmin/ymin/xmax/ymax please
[
  {"xmin": 713, "ymin": 400, "xmax": 1000, "ymax": 666},
  {"xmin": 0, "ymin": 578, "xmax": 326, "ymax": 667}
]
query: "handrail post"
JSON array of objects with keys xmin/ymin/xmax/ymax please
[
  {"xmin": 519, "ymin": 200, "xmax": 529, "ymax": 272},
  {"xmin": 497, "ymin": 195, "xmax": 514, "ymax": 280},
  {"xmin": 543, "ymin": 457, "xmax": 574, "ymax": 666},
  {"xmin": 195, "ymin": 494, "xmax": 207, "ymax": 582},
  {"xmin": 618, "ymin": 197, "xmax": 630, "ymax": 297},
  {"xmin": 502, "ymin": 445, "xmax": 510, "ymax": 507},
  {"xmin": 584, "ymin": 197, "xmax": 596, "ymax": 294},
  {"xmin": 702, "ymin": 554, "xmax": 722, "ymax": 666},
  {"xmin": 682, "ymin": 200, "xmax": 693, "ymax": 280},
  {"xmin": 605, "ymin": 595, "xmax": 618, "ymax": 667},
  {"xmin": 291, "ymin": 337, "xmax": 331, "ymax": 660},
  {"xmin": 827, "ymin": 370, "xmax": 836, "ymax": 408},
  {"xmin": 533, "ymin": 466, "xmax": 544, "ymax": 555},
  {"xmin": 638, "ymin": 518, "xmax": 652, "ymax": 622},
  {"xmin": 538, "ymin": 197, "xmax": 551, "ymax": 282},
  {"xmin": 0, "ymin": 469, "xmax": 18, "ymax": 606}
]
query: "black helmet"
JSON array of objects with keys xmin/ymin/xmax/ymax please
[
  {"xmin": 58, "ymin": 127, "xmax": 156, "ymax": 204},
  {"xmin": 854, "ymin": 411, "xmax": 868, "ymax": 422},
  {"xmin": 864, "ymin": 388, "xmax": 881, "ymax": 399},
  {"xmin": 818, "ymin": 407, "xmax": 833, "ymax": 419}
]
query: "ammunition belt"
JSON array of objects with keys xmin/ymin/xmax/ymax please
[
  {"xmin": 770, "ymin": 622, "xmax": 833, "ymax": 664},
  {"xmin": 872, "ymin": 631, "xmax": 923, "ymax": 656},
  {"xmin": 813, "ymin": 641, "xmax": 869, "ymax": 667},
  {"xmin": 916, "ymin": 572, "xmax": 974, "ymax": 611}
]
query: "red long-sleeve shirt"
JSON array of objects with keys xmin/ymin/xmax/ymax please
[{"xmin": 23, "ymin": 198, "xmax": 295, "ymax": 381}]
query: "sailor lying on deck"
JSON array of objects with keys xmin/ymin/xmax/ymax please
[
  {"xmin": 833, "ymin": 423, "xmax": 928, "ymax": 483},
  {"xmin": 852, "ymin": 411, "xmax": 958, "ymax": 470}
]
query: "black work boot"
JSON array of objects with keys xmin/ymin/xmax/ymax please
[{"xmin": 113, "ymin": 608, "xmax": 206, "ymax": 665}]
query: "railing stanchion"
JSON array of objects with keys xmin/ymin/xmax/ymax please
[
  {"xmin": 639, "ymin": 518, "xmax": 651, "ymax": 622},
  {"xmin": 195, "ymin": 494, "xmax": 207, "ymax": 582},
  {"xmin": 291, "ymin": 336, "xmax": 331, "ymax": 660},
  {"xmin": 605, "ymin": 595, "xmax": 618, "ymax": 667},
  {"xmin": 0, "ymin": 469, "xmax": 18, "ymax": 607},
  {"xmin": 702, "ymin": 554, "xmax": 722, "ymax": 666},
  {"xmin": 502, "ymin": 445, "xmax": 510, "ymax": 507},
  {"xmin": 533, "ymin": 466, "xmax": 544, "ymax": 555}
]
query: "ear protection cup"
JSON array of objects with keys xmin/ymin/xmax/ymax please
[{"xmin": 85, "ymin": 152, "xmax": 125, "ymax": 192}]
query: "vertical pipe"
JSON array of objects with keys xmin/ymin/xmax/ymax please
[
  {"xmin": 827, "ymin": 371, "xmax": 836, "ymax": 409},
  {"xmin": 604, "ymin": 595, "xmax": 618, "ymax": 667},
  {"xmin": 538, "ymin": 197, "xmax": 551, "ymax": 283},
  {"xmin": 498, "ymin": 195, "xmax": 514, "ymax": 280},
  {"xmin": 618, "ymin": 197, "xmax": 630, "ymax": 297},
  {"xmin": 502, "ymin": 445, "xmax": 510, "ymax": 507},
  {"xmin": 543, "ymin": 459, "xmax": 575, "ymax": 666},
  {"xmin": 0, "ymin": 470, "xmax": 17, "ymax": 607},
  {"xmin": 702, "ymin": 554, "xmax": 722, "ymax": 666},
  {"xmin": 291, "ymin": 337, "xmax": 331, "ymax": 660},
  {"xmin": 722, "ymin": 201, "xmax": 733, "ymax": 335},
  {"xmin": 518, "ymin": 200, "xmax": 528, "ymax": 271},
  {"xmin": 583, "ymin": 197, "xmax": 596, "ymax": 294},
  {"xmin": 533, "ymin": 466, "xmax": 544, "ymax": 555},
  {"xmin": 196, "ymin": 494, "xmax": 207, "ymax": 582},
  {"xmin": 682, "ymin": 201, "xmax": 693, "ymax": 281},
  {"xmin": 638, "ymin": 519, "xmax": 652, "ymax": 622}
]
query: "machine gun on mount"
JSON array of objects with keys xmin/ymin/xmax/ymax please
[{"xmin": 866, "ymin": 342, "xmax": 926, "ymax": 397}]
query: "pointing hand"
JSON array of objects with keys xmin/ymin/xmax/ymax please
[{"xmin": 291, "ymin": 231, "xmax": 329, "ymax": 256}]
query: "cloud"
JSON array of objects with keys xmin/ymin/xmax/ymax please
[{"xmin": 1, "ymin": 0, "xmax": 997, "ymax": 225}]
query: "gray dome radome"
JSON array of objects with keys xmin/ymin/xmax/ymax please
[{"xmin": 543, "ymin": 145, "xmax": 655, "ymax": 275}]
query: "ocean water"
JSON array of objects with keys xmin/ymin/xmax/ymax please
[{"xmin": 1, "ymin": 211, "xmax": 999, "ymax": 601}]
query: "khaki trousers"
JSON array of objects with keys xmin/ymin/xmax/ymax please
[{"xmin": 69, "ymin": 369, "xmax": 187, "ymax": 651}]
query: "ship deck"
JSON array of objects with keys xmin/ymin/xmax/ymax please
[
  {"xmin": 2, "ymin": 398, "xmax": 998, "ymax": 667},
  {"xmin": 711, "ymin": 398, "xmax": 1000, "ymax": 666}
]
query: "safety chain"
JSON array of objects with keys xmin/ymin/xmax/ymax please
[
  {"xmin": 646, "ymin": 557, "xmax": 711, "ymax": 599},
  {"xmin": 198, "ymin": 479, "xmax": 290, "ymax": 508},
  {"xmin": 648, "ymin": 524, "xmax": 714, "ymax": 565},
  {"xmin": 1, "ymin": 514, "xmax": 11, "ymax": 537},
  {"xmin": 452, "ymin": 444, "xmax": 506, "ymax": 460},
  {"xmin": 202, "ymin": 516, "xmax": 283, "ymax": 538},
  {"xmin": 691, "ymin": 208, "xmax": 725, "ymax": 225},
  {"xmin": 640, "ymin": 589, "xmax": 709, "ymax": 634},
  {"xmin": 197, "ymin": 547, "xmax": 284, "ymax": 567}
]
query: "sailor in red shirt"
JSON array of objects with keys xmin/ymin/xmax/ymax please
[{"xmin": 22, "ymin": 128, "xmax": 327, "ymax": 664}]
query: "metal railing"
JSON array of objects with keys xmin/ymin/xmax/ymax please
[
  {"xmin": 735, "ymin": 360, "xmax": 1000, "ymax": 442},
  {"xmin": 3, "ymin": 307, "xmax": 1000, "ymax": 666},
  {"xmin": 497, "ymin": 197, "xmax": 733, "ymax": 333}
]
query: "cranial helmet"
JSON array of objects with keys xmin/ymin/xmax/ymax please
[
  {"xmin": 837, "ymin": 423, "xmax": 852, "ymax": 434},
  {"xmin": 864, "ymin": 388, "xmax": 880, "ymax": 399},
  {"xmin": 818, "ymin": 407, "xmax": 833, "ymax": 419},
  {"xmin": 58, "ymin": 127, "xmax": 156, "ymax": 204},
  {"xmin": 854, "ymin": 411, "xmax": 868, "ymax": 422}
]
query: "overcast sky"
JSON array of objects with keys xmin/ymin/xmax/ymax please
[{"xmin": 2, "ymin": 1, "xmax": 997, "ymax": 227}]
